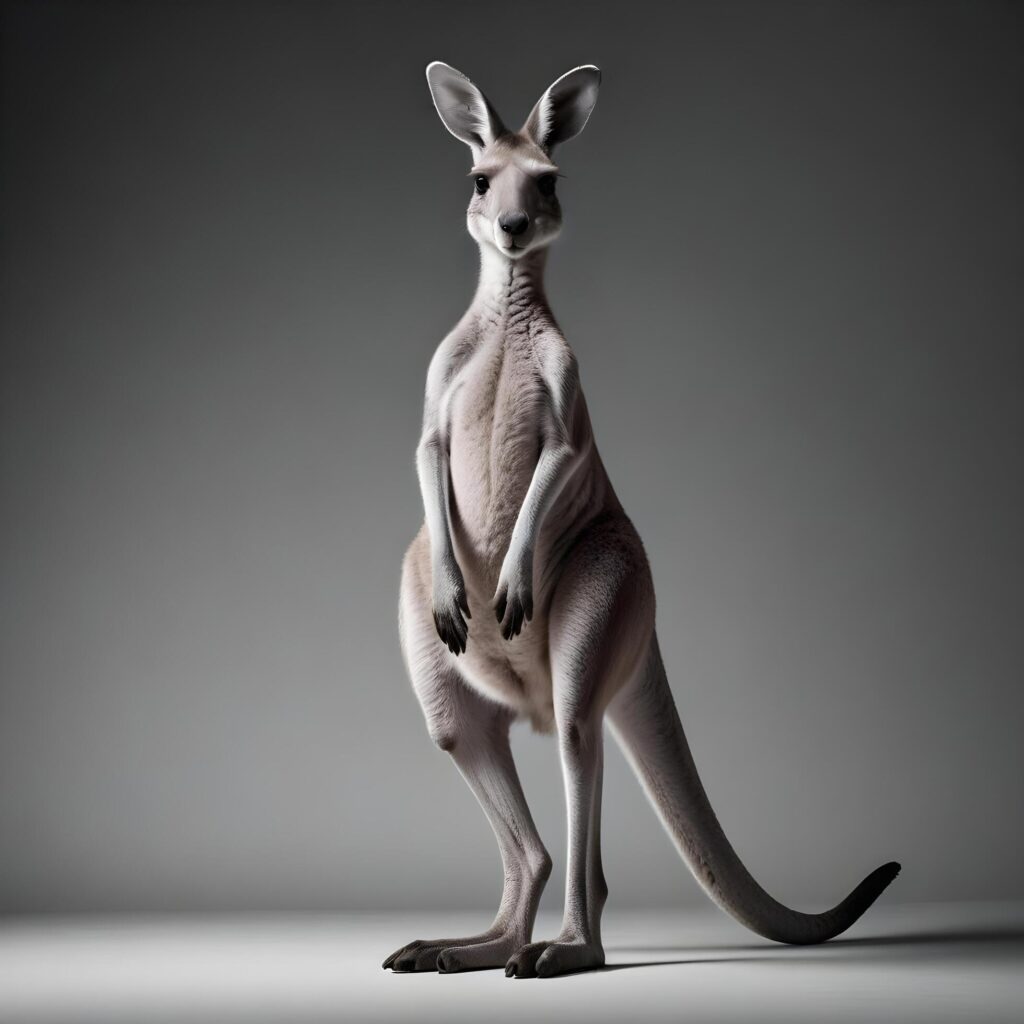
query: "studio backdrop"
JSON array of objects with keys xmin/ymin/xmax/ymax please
[{"xmin": 1, "ymin": 0, "xmax": 1021, "ymax": 915}]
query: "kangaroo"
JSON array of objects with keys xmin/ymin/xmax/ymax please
[{"xmin": 384, "ymin": 62, "xmax": 900, "ymax": 979}]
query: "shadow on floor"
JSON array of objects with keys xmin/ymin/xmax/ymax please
[
  {"xmin": 601, "ymin": 925, "xmax": 1024, "ymax": 970},
  {"xmin": 608, "ymin": 924, "xmax": 1024, "ymax": 955}
]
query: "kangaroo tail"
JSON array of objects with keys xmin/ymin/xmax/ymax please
[{"xmin": 607, "ymin": 637, "xmax": 900, "ymax": 944}]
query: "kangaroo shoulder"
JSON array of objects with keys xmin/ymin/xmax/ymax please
[
  {"xmin": 529, "ymin": 331, "xmax": 581, "ymax": 422},
  {"xmin": 425, "ymin": 318, "xmax": 482, "ymax": 409}
]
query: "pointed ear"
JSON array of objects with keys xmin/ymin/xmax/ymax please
[
  {"xmin": 425, "ymin": 61, "xmax": 506, "ymax": 156},
  {"xmin": 523, "ymin": 65, "xmax": 601, "ymax": 152}
]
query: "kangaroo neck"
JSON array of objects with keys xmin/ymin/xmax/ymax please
[{"xmin": 472, "ymin": 244, "xmax": 551, "ymax": 327}]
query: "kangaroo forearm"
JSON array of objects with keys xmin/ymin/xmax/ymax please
[
  {"xmin": 416, "ymin": 436, "xmax": 455, "ymax": 562},
  {"xmin": 508, "ymin": 441, "xmax": 580, "ymax": 557}
]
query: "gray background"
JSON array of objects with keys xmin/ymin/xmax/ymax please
[{"xmin": 1, "ymin": 0, "xmax": 1021, "ymax": 916}]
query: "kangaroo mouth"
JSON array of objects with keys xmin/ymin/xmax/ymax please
[{"xmin": 499, "ymin": 238, "xmax": 528, "ymax": 255}]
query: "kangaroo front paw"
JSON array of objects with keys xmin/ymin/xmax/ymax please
[
  {"xmin": 432, "ymin": 557, "xmax": 471, "ymax": 655},
  {"xmin": 505, "ymin": 939, "xmax": 605, "ymax": 978},
  {"xmin": 493, "ymin": 549, "xmax": 533, "ymax": 640}
]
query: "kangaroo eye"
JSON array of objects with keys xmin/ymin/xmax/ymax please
[
  {"xmin": 474, "ymin": 175, "xmax": 489, "ymax": 195},
  {"xmin": 537, "ymin": 174, "xmax": 556, "ymax": 197}
]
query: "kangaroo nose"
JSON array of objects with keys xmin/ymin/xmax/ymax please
[{"xmin": 499, "ymin": 211, "xmax": 529, "ymax": 236}]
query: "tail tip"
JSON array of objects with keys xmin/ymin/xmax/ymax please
[{"xmin": 879, "ymin": 860, "xmax": 902, "ymax": 887}]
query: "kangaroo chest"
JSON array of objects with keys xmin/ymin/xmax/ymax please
[{"xmin": 448, "ymin": 328, "xmax": 545, "ymax": 564}]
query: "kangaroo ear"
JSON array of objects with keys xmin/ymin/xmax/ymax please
[
  {"xmin": 425, "ymin": 61, "xmax": 506, "ymax": 156},
  {"xmin": 523, "ymin": 65, "xmax": 601, "ymax": 152}
]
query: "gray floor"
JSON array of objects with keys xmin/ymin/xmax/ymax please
[{"xmin": 2, "ymin": 902, "xmax": 1022, "ymax": 1023}]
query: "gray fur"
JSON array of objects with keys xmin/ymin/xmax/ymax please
[{"xmin": 385, "ymin": 63, "xmax": 900, "ymax": 978}]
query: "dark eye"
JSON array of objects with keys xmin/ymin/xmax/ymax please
[
  {"xmin": 537, "ymin": 174, "xmax": 556, "ymax": 197},
  {"xmin": 474, "ymin": 175, "xmax": 489, "ymax": 195}
]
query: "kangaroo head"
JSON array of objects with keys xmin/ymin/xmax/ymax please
[{"xmin": 426, "ymin": 62, "xmax": 600, "ymax": 260}]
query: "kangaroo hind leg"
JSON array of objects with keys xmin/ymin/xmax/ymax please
[
  {"xmin": 382, "ymin": 670, "xmax": 552, "ymax": 972},
  {"xmin": 506, "ymin": 517, "xmax": 654, "ymax": 978},
  {"xmin": 385, "ymin": 566, "xmax": 551, "ymax": 972}
]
